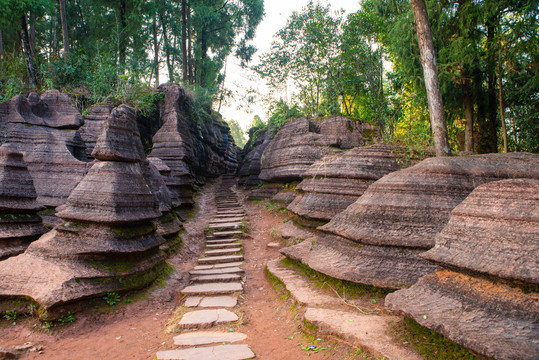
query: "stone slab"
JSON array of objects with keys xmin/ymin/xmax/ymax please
[
  {"xmin": 304, "ymin": 308, "xmax": 423, "ymax": 360},
  {"xmin": 198, "ymin": 255, "xmax": 244, "ymax": 265},
  {"xmin": 204, "ymin": 248, "xmax": 242, "ymax": 256},
  {"xmin": 211, "ymin": 217, "xmax": 244, "ymax": 223},
  {"xmin": 184, "ymin": 296, "xmax": 202, "ymax": 307},
  {"xmin": 206, "ymin": 238, "xmax": 239, "ymax": 244},
  {"xmin": 173, "ymin": 331, "xmax": 247, "ymax": 346},
  {"xmin": 267, "ymin": 242, "xmax": 280, "ymax": 248},
  {"xmin": 191, "ymin": 273, "xmax": 242, "ymax": 283},
  {"xmin": 177, "ymin": 309, "xmax": 239, "ymax": 329},
  {"xmin": 193, "ymin": 262, "xmax": 244, "ymax": 270},
  {"xmin": 181, "ymin": 282, "xmax": 243, "ymax": 295},
  {"xmin": 189, "ymin": 267, "xmax": 244, "ymax": 276},
  {"xmin": 209, "ymin": 222, "xmax": 242, "ymax": 229},
  {"xmin": 266, "ymin": 258, "xmax": 334, "ymax": 306},
  {"xmin": 214, "ymin": 213, "xmax": 244, "ymax": 218},
  {"xmin": 157, "ymin": 344, "xmax": 254, "ymax": 360},
  {"xmin": 200, "ymin": 296, "xmax": 238, "ymax": 308},
  {"xmin": 213, "ymin": 230, "xmax": 243, "ymax": 237},
  {"xmin": 206, "ymin": 243, "xmax": 241, "ymax": 249}
]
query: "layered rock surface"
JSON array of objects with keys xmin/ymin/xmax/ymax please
[
  {"xmin": 149, "ymin": 84, "xmax": 239, "ymax": 206},
  {"xmin": 0, "ymin": 104, "xmax": 165, "ymax": 311},
  {"xmin": 0, "ymin": 144, "xmax": 46, "ymax": 259},
  {"xmin": 238, "ymin": 127, "xmax": 275, "ymax": 186},
  {"xmin": 79, "ymin": 99, "xmax": 117, "ymax": 158},
  {"xmin": 283, "ymin": 153, "xmax": 539, "ymax": 289},
  {"xmin": 0, "ymin": 90, "xmax": 90, "ymax": 207},
  {"xmin": 386, "ymin": 179, "xmax": 539, "ymax": 360},
  {"xmin": 258, "ymin": 117, "xmax": 373, "ymax": 182},
  {"xmin": 287, "ymin": 144, "xmax": 404, "ymax": 221}
]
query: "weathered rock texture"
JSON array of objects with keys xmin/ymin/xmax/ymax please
[
  {"xmin": 238, "ymin": 127, "xmax": 275, "ymax": 186},
  {"xmin": 0, "ymin": 144, "xmax": 46, "ymax": 259},
  {"xmin": 0, "ymin": 90, "xmax": 90, "ymax": 207},
  {"xmin": 246, "ymin": 184, "xmax": 283, "ymax": 201},
  {"xmin": 282, "ymin": 153, "xmax": 539, "ymax": 289},
  {"xmin": 386, "ymin": 179, "xmax": 539, "ymax": 359},
  {"xmin": 287, "ymin": 144, "xmax": 404, "ymax": 221},
  {"xmin": 79, "ymin": 99, "xmax": 117, "ymax": 158},
  {"xmin": 0, "ymin": 105, "xmax": 165, "ymax": 312},
  {"xmin": 259, "ymin": 117, "xmax": 376, "ymax": 182},
  {"xmin": 149, "ymin": 84, "xmax": 238, "ymax": 206}
]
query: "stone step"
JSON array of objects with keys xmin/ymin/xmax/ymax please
[
  {"xmin": 213, "ymin": 213, "xmax": 244, "ymax": 218},
  {"xmin": 184, "ymin": 295, "xmax": 238, "ymax": 308},
  {"xmin": 206, "ymin": 243, "xmax": 241, "ymax": 249},
  {"xmin": 204, "ymin": 248, "xmax": 242, "ymax": 257},
  {"xmin": 157, "ymin": 344, "xmax": 254, "ymax": 360},
  {"xmin": 198, "ymin": 254, "xmax": 244, "ymax": 265},
  {"xmin": 181, "ymin": 282, "xmax": 243, "ymax": 296},
  {"xmin": 210, "ymin": 217, "xmax": 244, "ymax": 223},
  {"xmin": 189, "ymin": 267, "xmax": 244, "ymax": 276},
  {"xmin": 173, "ymin": 331, "xmax": 247, "ymax": 346},
  {"xmin": 190, "ymin": 273, "xmax": 242, "ymax": 284},
  {"xmin": 193, "ymin": 262, "xmax": 244, "ymax": 270},
  {"xmin": 176, "ymin": 309, "xmax": 239, "ymax": 329},
  {"xmin": 213, "ymin": 230, "xmax": 243, "ymax": 238},
  {"xmin": 209, "ymin": 222, "xmax": 242, "ymax": 229},
  {"xmin": 216, "ymin": 209, "xmax": 244, "ymax": 214},
  {"xmin": 206, "ymin": 238, "xmax": 239, "ymax": 245}
]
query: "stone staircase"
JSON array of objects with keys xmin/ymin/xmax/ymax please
[{"xmin": 156, "ymin": 175, "xmax": 255, "ymax": 360}]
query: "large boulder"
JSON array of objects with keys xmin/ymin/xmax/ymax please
[
  {"xmin": 0, "ymin": 91, "xmax": 90, "ymax": 207},
  {"xmin": 258, "ymin": 117, "xmax": 374, "ymax": 182},
  {"xmin": 386, "ymin": 179, "xmax": 539, "ymax": 360},
  {"xmin": 287, "ymin": 144, "xmax": 404, "ymax": 222},
  {"xmin": 238, "ymin": 127, "xmax": 275, "ymax": 186},
  {"xmin": 282, "ymin": 153, "xmax": 539, "ymax": 289},
  {"xmin": 0, "ymin": 105, "xmax": 165, "ymax": 313},
  {"xmin": 0, "ymin": 144, "xmax": 46, "ymax": 259},
  {"xmin": 79, "ymin": 99, "xmax": 117, "ymax": 158}
]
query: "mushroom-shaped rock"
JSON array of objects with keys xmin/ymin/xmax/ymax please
[
  {"xmin": 287, "ymin": 144, "xmax": 405, "ymax": 221},
  {"xmin": 0, "ymin": 105, "xmax": 165, "ymax": 312},
  {"xmin": 385, "ymin": 179, "xmax": 539, "ymax": 360},
  {"xmin": 0, "ymin": 144, "xmax": 46, "ymax": 259}
]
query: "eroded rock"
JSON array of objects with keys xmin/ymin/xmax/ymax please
[{"xmin": 0, "ymin": 144, "xmax": 46, "ymax": 259}]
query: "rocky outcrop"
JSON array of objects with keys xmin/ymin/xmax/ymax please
[
  {"xmin": 79, "ymin": 99, "xmax": 117, "ymax": 158},
  {"xmin": 238, "ymin": 127, "xmax": 275, "ymax": 186},
  {"xmin": 282, "ymin": 153, "xmax": 539, "ymax": 289},
  {"xmin": 259, "ymin": 117, "xmax": 374, "ymax": 182},
  {"xmin": 149, "ymin": 84, "xmax": 238, "ymax": 206},
  {"xmin": 0, "ymin": 90, "xmax": 90, "ymax": 207},
  {"xmin": 246, "ymin": 184, "xmax": 283, "ymax": 201},
  {"xmin": 0, "ymin": 144, "xmax": 46, "ymax": 259},
  {"xmin": 386, "ymin": 179, "xmax": 539, "ymax": 360},
  {"xmin": 287, "ymin": 144, "xmax": 404, "ymax": 221},
  {"xmin": 0, "ymin": 105, "xmax": 165, "ymax": 313}
]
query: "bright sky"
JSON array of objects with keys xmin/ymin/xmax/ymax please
[{"xmin": 219, "ymin": 0, "xmax": 361, "ymax": 131}]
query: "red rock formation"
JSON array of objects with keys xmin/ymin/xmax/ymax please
[
  {"xmin": 0, "ymin": 144, "xmax": 46, "ymax": 259},
  {"xmin": 79, "ymin": 99, "xmax": 117, "ymax": 158},
  {"xmin": 386, "ymin": 179, "xmax": 539, "ymax": 360},
  {"xmin": 287, "ymin": 144, "xmax": 404, "ymax": 221},
  {"xmin": 0, "ymin": 105, "xmax": 165, "ymax": 313}
]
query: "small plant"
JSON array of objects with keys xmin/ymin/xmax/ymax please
[
  {"xmin": 41, "ymin": 321, "xmax": 53, "ymax": 330},
  {"xmin": 58, "ymin": 312, "xmax": 75, "ymax": 324},
  {"xmin": 103, "ymin": 292, "xmax": 121, "ymax": 306},
  {"xmin": 3, "ymin": 310, "xmax": 17, "ymax": 321}
]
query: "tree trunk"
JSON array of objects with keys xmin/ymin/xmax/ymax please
[
  {"xmin": 159, "ymin": 13, "xmax": 174, "ymax": 83},
  {"xmin": 59, "ymin": 0, "xmax": 69, "ymax": 58},
  {"xmin": 119, "ymin": 0, "xmax": 127, "ymax": 70},
  {"xmin": 29, "ymin": 12, "xmax": 36, "ymax": 56},
  {"xmin": 199, "ymin": 29, "xmax": 208, "ymax": 87},
  {"xmin": 181, "ymin": 0, "xmax": 188, "ymax": 82},
  {"xmin": 0, "ymin": 29, "xmax": 3, "ymax": 59},
  {"xmin": 153, "ymin": 18, "xmax": 160, "ymax": 87},
  {"xmin": 462, "ymin": 77, "xmax": 474, "ymax": 152},
  {"xmin": 52, "ymin": 5, "xmax": 58, "ymax": 58},
  {"xmin": 187, "ymin": 2, "xmax": 193, "ymax": 84},
  {"xmin": 410, "ymin": 0, "xmax": 451, "ymax": 156},
  {"xmin": 485, "ymin": 18, "xmax": 498, "ymax": 152},
  {"xmin": 20, "ymin": 16, "xmax": 38, "ymax": 88},
  {"xmin": 498, "ymin": 49, "xmax": 507, "ymax": 153}
]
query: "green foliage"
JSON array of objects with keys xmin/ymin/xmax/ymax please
[
  {"xmin": 3, "ymin": 310, "xmax": 17, "ymax": 321},
  {"xmin": 226, "ymin": 119, "xmax": 247, "ymax": 148},
  {"xmin": 103, "ymin": 292, "xmax": 121, "ymax": 306}
]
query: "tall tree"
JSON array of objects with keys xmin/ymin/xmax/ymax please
[
  {"xmin": 58, "ymin": 0, "xmax": 69, "ymax": 58},
  {"xmin": 153, "ymin": 16, "xmax": 159, "ymax": 86},
  {"xmin": 181, "ymin": 0, "xmax": 188, "ymax": 82},
  {"xmin": 0, "ymin": 28, "xmax": 3, "ymax": 59},
  {"xmin": 410, "ymin": 0, "xmax": 450, "ymax": 156},
  {"xmin": 20, "ymin": 15, "xmax": 37, "ymax": 88}
]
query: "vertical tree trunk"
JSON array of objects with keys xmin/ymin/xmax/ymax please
[
  {"xmin": 119, "ymin": 0, "xmax": 127, "ymax": 70},
  {"xmin": 159, "ymin": 14, "xmax": 173, "ymax": 83},
  {"xmin": 20, "ymin": 16, "xmax": 38, "ymax": 88},
  {"xmin": 411, "ymin": 0, "xmax": 451, "ymax": 156},
  {"xmin": 153, "ymin": 18, "xmax": 160, "ymax": 87},
  {"xmin": 29, "ymin": 12, "xmax": 36, "ymax": 56},
  {"xmin": 52, "ymin": 5, "xmax": 58, "ymax": 59},
  {"xmin": 485, "ymin": 18, "xmax": 498, "ymax": 152},
  {"xmin": 181, "ymin": 0, "xmax": 188, "ymax": 82},
  {"xmin": 0, "ymin": 29, "xmax": 4, "ymax": 59},
  {"xmin": 498, "ymin": 49, "xmax": 508, "ymax": 153},
  {"xmin": 462, "ymin": 78, "xmax": 474, "ymax": 152},
  {"xmin": 187, "ymin": 2, "xmax": 193, "ymax": 84},
  {"xmin": 199, "ymin": 29, "xmax": 208, "ymax": 87},
  {"xmin": 59, "ymin": 0, "xmax": 69, "ymax": 58}
]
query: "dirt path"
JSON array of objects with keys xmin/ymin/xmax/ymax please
[{"xmin": 0, "ymin": 179, "xmax": 359, "ymax": 360}]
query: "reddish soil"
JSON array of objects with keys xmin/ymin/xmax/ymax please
[{"xmin": 0, "ymin": 181, "xmax": 358, "ymax": 360}]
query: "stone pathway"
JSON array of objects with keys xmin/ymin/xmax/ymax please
[{"xmin": 156, "ymin": 175, "xmax": 255, "ymax": 360}]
